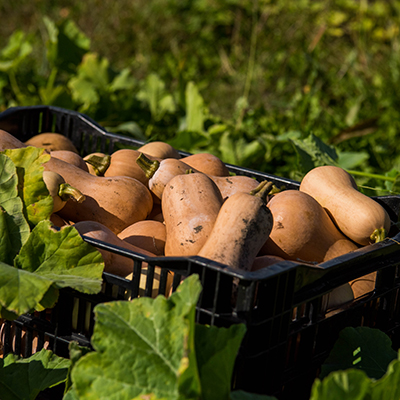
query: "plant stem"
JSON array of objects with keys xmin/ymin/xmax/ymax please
[{"xmin": 346, "ymin": 169, "xmax": 396, "ymax": 183}]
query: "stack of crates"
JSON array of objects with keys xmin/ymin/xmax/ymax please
[{"xmin": 1, "ymin": 105, "xmax": 400, "ymax": 400}]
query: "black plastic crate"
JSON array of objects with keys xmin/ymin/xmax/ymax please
[{"xmin": 1, "ymin": 105, "xmax": 400, "ymax": 399}]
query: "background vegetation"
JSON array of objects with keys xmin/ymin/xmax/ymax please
[{"xmin": 1, "ymin": 0, "xmax": 400, "ymax": 193}]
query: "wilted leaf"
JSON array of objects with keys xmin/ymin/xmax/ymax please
[
  {"xmin": 0, "ymin": 348, "xmax": 70, "ymax": 400},
  {"xmin": 71, "ymin": 275, "xmax": 203, "ymax": 400}
]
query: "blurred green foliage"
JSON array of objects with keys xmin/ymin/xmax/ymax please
[{"xmin": 1, "ymin": 0, "xmax": 400, "ymax": 193}]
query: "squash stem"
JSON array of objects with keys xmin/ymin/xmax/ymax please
[
  {"xmin": 370, "ymin": 228, "xmax": 387, "ymax": 243},
  {"xmin": 84, "ymin": 154, "xmax": 111, "ymax": 176},
  {"xmin": 250, "ymin": 180, "xmax": 274, "ymax": 202},
  {"xmin": 136, "ymin": 153, "xmax": 160, "ymax": 179},
  {"xmin": 58, "ymin": 183, "xmax": 86, "ymax": 203}
]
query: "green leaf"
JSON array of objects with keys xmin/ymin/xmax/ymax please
[
  {"xmin": 71, "ymin": 275, "xmax": 203, "ymax": 400},
  {"xmin": 53, "ymin": 18, "xmax": 91, "ymax": 73},
  {"xmin": 106, "ymin": 121, "xmax": 146, "ymax": 141},
  {"xmin": 14, "ymin": 221, "xmax": 104, "ymax": 294},
  {"xmin": 0, "ymin": 261, "xmax": 53, "ymax": 319},
  {"xmin": 320, "ymin": 327, "xmax": 398, "ymax": 380},
  {"xmin": 369, "ymin": 355, "xmax": 400, "ymax": 399},
  {"xmin": 109, "ymin": 68, "xmax": 136, "ymax": 91},
  {"xmin": 291, "ymin": 134, "xmax": 338, "ymax": 174},
  {"xmin": 310, "ymin": 369, "xmax": 370, "ymax": 400},
  {"xmin": 219, "ymin": 131, "xmax": 237, "ymax": 165},
  {"xmin": 68, "ymin": 76, "xmax": 99, "ymax": 109},
  {"xmin": 137, "ymin": 73, "xmax": 176, "ymax": 121},
  {"xmin": 0, "ymin": 348, "xmax": 70, "ymax": 400},
  {"xmin": 0, "ymin": 31, "xmax": 32, "ymax": 72},
  {"xmin": 3, "ymin": 147, "xmax": 53, "ymax": 227},
  {"xmin": 65, "ymin": 342, "xmax": 93, "ymax": 394},
  {"xmin": 185, "ymin": 81, "xmax": 205, "ymax": 132},
  {"xmin": 0, "ymin": 153, "xmax": 30, "ymax": 263},
  {"xmin": 337, "ymin": 151, "xmax": 369, "ymax": 170},
  {"xmin": 196, "ymin": 324, "xmax": 246, "ymax": 400}
]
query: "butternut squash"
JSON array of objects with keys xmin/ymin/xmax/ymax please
[
  {"xmin": 118, "ymin": 220, "xmax": 166, "ymax": 256},
  {"xmin": 43, "ymin": 157, "xmax": 153, "ymax": 234},
  {"xmin": 73, "ymin": 221, "xmax": 172, "ymax": 297},
  {"xmin": 251, "ymin": 255, "xmax": 285, "ymax": 271},
  {"xmin": 182, "ymin": 153, "xmax": 230, "ymax": 176},
  {"xmin": 42, "ymin": 170, "xmax": 86, "ymax": 213},
  {"xmin": 83, "ymin": 152, "xmax": 109, "ymax": 176},
  {"xmin": 137, "ymin": 153, "xmax": 199, "ymax": 200},
  {"xmin": 0, "ymin": 130, "xmax": 26, "ymax": 151},
  {"xmin": 260, "ymin": 190, "xmax": 359, "ymax": 263},
  {"xmin": 198, "ymin": 181, "xmax": 274, "ymax": 271},
  {"xmin": 162, "ymin": 172, "xmax": 224, "ymax": 256},
  {"xmin": 138, "ymin": 141, "xmax": 181, "ymax": 159},
  {"xmin": 299, "ymin": 166, "xmax": 391, "ymax": 245},
  {"xmin": 349, "ymin": 272, "xmax": 376, "ymax": 298},
  {"xmin": 104, "ymin": 149, "xmax": 161, "ymax": 186},
  {"xmin": 51, "ymin": 150, "xmax": 89, "ymax": 172},
  {"xmin": 325, "ymin": 283, "xmax": 354, "ymax": 310},
  {"xmin": 50, "ymin": 213, "xmax": 69, "ymax": 228},
  {"xmin": 210, "ymin": 175, "xmax": 260, "ymax": 199},
  {"xmin": 25, "ymin": 132, "xmax": 78, "ymax": 153}
]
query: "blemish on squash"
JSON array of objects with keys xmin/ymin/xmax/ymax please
[
  {"xmin": 276, "ymin": 221, "xmax": 284, "ymax": 230},
  {"xmin": 194, "ymin": 225, "xmax": 203, "ymax": 233}
]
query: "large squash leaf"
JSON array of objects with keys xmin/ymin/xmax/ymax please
[
  {"xmin": 195, "ymin": 324, "xmax": 246, "ymax": 400},
  {"xmin": 0, "ymin": 220, "xmax": 103, "ymax": 319},
  {"xmin": 14, "ymin": 220, "xmax": 104, "ymax": 294},
  {"xmin": 3, "ymin": 147, "xmax": 53, "ymax": 226},
  {"xmin": 0, "ymin": 153, "xmax": 30, "ymax": 263},
  {"xmin": 320, "ymin": 327, "xmax": 398, "ymax": 380},
  {"xmin": 71, "ymin": 275, "xmax": 203, "ymax": 400},
  {"xmin": 0, "ymin": 348, "xmax": 70, "ymax": 400}
]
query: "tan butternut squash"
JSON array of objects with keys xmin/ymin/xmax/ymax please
[
  {"xmin": 198, "ymin": 181, "xmax": 274, "ymax": 271},
  {"xmin": 349, "ymin": 272, "xmax": 376, "ymax": 298},
  {"xmin": 50, "ymin": 213, "xmax": 69, "ymax": 228},
  {"xmin": 0, "ymin": 130, "xmax": 26, "ymax": 151},
  {"xmin": 260, "ymin": 190, "xmax": 359, "ymax": 263},
  {"xmin": 104, "ymin": 149, "xmax": 161, "ymax": 186},
  {"xmin": 43, "ymin": 157, "xmax": 153, "ymax": 234},
  {"xmin": 137, "ymin": 153, "xmax": 199, "ymax": 200},
  {"xmin": 51, "ymin": 150, "xmax": 89, "ymax": 172},
  {"xmin": 118, "ymin": 220, "xmax": 166, "ymax": 256},
  {"xmin": 83, "ymin": 152, "xmax": 109, "ymax": 176},
  {"xmin": 42, "ymin": 170, "xmax": 86, "ymax": 213},
  {"xmin": 73, "ymin": 221, "xmax": 172, "ymax": 297},
  {"xmin": 25, "ymin": 132, "xmax": 78, "ymax": 153},
  {"xmin": 299, "ymin": 166, "xmax": 391, "ymax": 245},
  {"xmin": 210, "ymin": 175, "xmax": 260, "ymax": 199},
  {"xmin": 138, "ymin": 141, "xmax": 181, "ymax": 159},
  {"xmin": 162, "ymin": 172, "xmax": 224, "ymax": 256},
  {"xmin": 251, "ymin": 255, "xmax": 285, "ymax": 271},
  {"xmin": 182, "ymin": 153, "xmax": 230, "ymax": 176}
]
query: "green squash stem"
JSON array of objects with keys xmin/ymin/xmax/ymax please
[
  {"xmin": 58, "ymin": 183, "xmax": 86, "ymax": 203},
  {"xmin": 136, "ymin": 152, "xmax": 160, "ymax": 179},
  {"xmin": 84, "ymin": 154, "xmax": 111, "ymax": 176}
]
